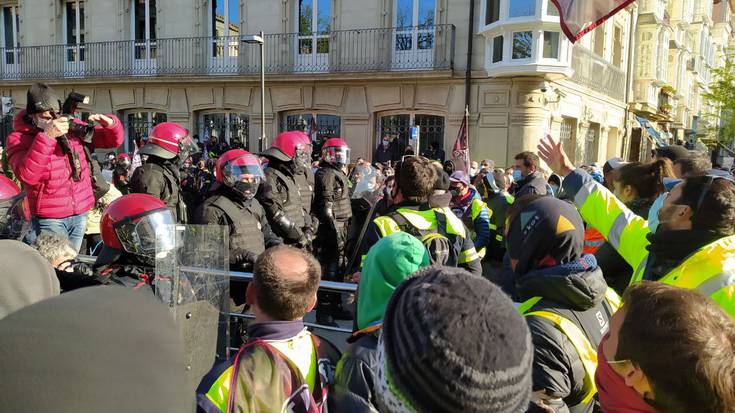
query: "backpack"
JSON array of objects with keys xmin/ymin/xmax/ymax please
[{"xmin": 386, "ymin": 210, "xmax": 456, "ymax": 266}]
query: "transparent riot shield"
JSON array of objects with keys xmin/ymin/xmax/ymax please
[{"xmin": 155, "ymin": 224, "xmax": 230, "ymax": 393}]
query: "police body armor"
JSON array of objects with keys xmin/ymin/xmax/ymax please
[
  {"xmin": 317, "ymin": 166, "xmax": 352, "ymax": 223},
  {"xmin": 208, "ymin": 195, "xmax": 266, "ymax": 259},
  {"xmin": 265, "ymin": 167, "xmax": 306, "ymax": 229},
  {"xmin": 294, "ymin": 167, "xmax": 315, "ymax": 220},
  {"xmin": 133, "ymin": 162, "xmax": 187, "ymax": 223}
]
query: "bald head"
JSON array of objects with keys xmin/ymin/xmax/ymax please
[{"xmin": 252, "ymin": 246, "xmax": 321, "ymax": 321}]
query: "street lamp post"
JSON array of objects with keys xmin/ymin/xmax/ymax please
[{"xmin": 242, "ymin": 31, "xmax": 266, "ymax": 152}]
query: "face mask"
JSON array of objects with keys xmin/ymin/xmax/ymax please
[
  {"xmin": 647, "ymin": 192, "xmax": 667, "ymax": 233},
  {"xmin": 34, "ymin": 117, "xmax": 52, "ymax": 130},
  {"xmin": 469, "ymin": 167, "xmax": 478, "ymax": 176},
  {"xmin": 382, "ymin": 140, "xmax": 390, "ymax": 147},
  {"xmin": 550, "ymin": 184, "xmax": 559, "ymax": 195},
  {"xmin": 512, "ymin": 169, "xmax": 523, "ymax": 181},
  {"xmin": 450, "ymin": 188, "xmax": 460, "ymax": 197}
]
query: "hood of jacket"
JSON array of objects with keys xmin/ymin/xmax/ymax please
[
  {"xmin": 515, "ymin": 255, "xmax": 608, "ymax": 311},
  {"xmin": 357, "ymin": 232, "xmax": 430, "ymax": 330},
  {"xmin": 12, "ymin": 110, "xmax": 36, "ymax": 134},
  {"xmin": 516, "ymin": 171, "xmax": 548, "ymax": 193},
  {"xmin": 0, "ymin": 286, "xmax": 190, "ymax": 412},
  {"xmin": 0, "ymin": 240, "xmax": 60, "ymax": 320}
]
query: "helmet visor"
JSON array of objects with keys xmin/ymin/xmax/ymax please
[
  {"xmin": 223, "ymin": 155, "xmax": 265, "ymax": 198},
  {"xmin": 114, "ymin": 209, "xmax": 176, "ymax": 259},
  {"xmin": 179, "ymin": 136, "xmax": 200, "ymax": 160},
  {"xmin": 323, "ymin": 146, "xmax": 350, "ymax": 166},
  {"xmin": 0, "ymin": 193, "xmax": 30, "ymax": 240}
]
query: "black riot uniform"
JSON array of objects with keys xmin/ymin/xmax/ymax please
[
  {"xmin": 314, "ymin": 162, "xmax": 352, "ymax": 274},
  {"xmin": 194, "ymin": 185, "xmax": 282, "ymax": 270},
  {"xmin": 256, "ymin": 158, "xmax": 310, "ymax": 247},
  {"xmin": 294, "ymin": 165, "xmax": 319, "ymax": 243},
  {"xmin": 130, "ymin": 158, "xmax": 187, "ymax": 223}
]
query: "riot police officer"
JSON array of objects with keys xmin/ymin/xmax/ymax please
[
  {"xmin": 292, "ymin": 131, "xmax": 319, "ymax": 244},
  {"xmin": 129, "ymin": 122, "xmax": 198, "ymax": 223},
  {"xmin": 313, "ymin": 138, "xmax": 353, "ymax": 325},
  {"xmin": 193, "ymin": 149, "xmax": 282, "ymax": 272},
  {"xmin": 113, "ymin": 153, "xmax": 131, "ymax": 195},
  {"xmin": 257, "ymin": 131, "xmax": 313, "ymax": 248},
  {"xmin": 93, "ymin": 193, "xmax": 176, "ymax": 290}
]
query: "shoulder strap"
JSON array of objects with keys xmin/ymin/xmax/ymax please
[
  {"xmin": 525, "ymin": 310, "xmax": 598, "ymax": 405},
  {"xmin": 211, "ymin": 195, "xmax": 242, "ymax": 225}
]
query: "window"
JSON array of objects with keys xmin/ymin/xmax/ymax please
[
  {"xmin": 509, "ymin": 0, "xmax": 535, "ymax": 17},
  {"xmin": 125, "ymin": 111, "xmax": 167, "ymax": 153},
  {"xmin": 486, "ymin": 0, "xmax": 500, "ymax": 24},
  {"xmin": 585, "ymin": 123, "xmax": 600, "ymax": 164},
  {"xmin": 132, "ymin": 0, "xmax": 157, "ymax": 60},
  {"xmin": 378, "ymin": 113, "xmax": 444, "ymax": 156},
  {"xmin": 560, "ymin": 117, "xmax": 576, "ymax": 163},
  {"xmin": 393, "ymin": 0, "xmax": 436, "ymax": 68},
  {"xmin": 612, "ymin": 25, "xmax": 623, "ymax": 68},
  {"xmin": 593, "ymin": 26, "xmax": 605, "ymax": 57},
  {"xmin": 210, "ymin": 0, "xmax": 239, "ymax": 58},
  {"xmin": 512, "ymin": 31, "xmax": 532, "ymax": 59},
  {"xmin": 299, "ymin": 0, "xmax": 330, "ymax": 56},
  {"xmin": 1, "ymin": 6, "xmax": 19, "ymax": 65},
  {"xmin": 282, "ymin": 113, "xmax": 341, "ymax": 152},
  {"xmin": 492, "ymin": 35, "xmax": 503, "ymax": 62},
  {"xmin": 547, "ymin": 0, "xmax": 559, "ymax": 16},
  {"xmin": 64, "ymin": 0, "xmax": 85, "ymax": 62},
  {"xmin": 543, "ymin": 31, "xmax": 559, "ymax": 59},
  {"xmin": 199, "ymin": 112, "xmax": 250, "ymax": 149}
]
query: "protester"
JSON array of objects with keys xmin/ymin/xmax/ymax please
[
  {"xmin": 0, "ymin": 239, "xmax": 59, "ymax": 319},
  {"xmin": 547, "ymin": 173, "xmax": 562, "ymax": 197},
  {"xmin": 113, "ymin": 152, "xmax": 131, "ymax": 194},
  {"xmin": 428, "ymin": 162, "xmax": 452, "ymax": 208},
  {"xmin": 469, "ymin": 160, "xmax": 479, "ymax": 178},
  {"xmin": 421, "ymin": 141, "xmax": 446, "ymax": 162},
  {"xmin": 512, "ymin": 151, "xmax": 548, "ymax": 197},
  {"xmin": 358, "ymin": 156, "xmax": 482, "ymax": 275},
  {"xmin": 673, "ymin": 154, "xmax": 711, "ymax": 178},
  {"xmin": 484, "ymin": 169, "xmax": 514, "ymax": 264},
  {"xmin": 507, "ymin": 195, "xmax": 619, "ymax": 412},
  {"xmin": 130, "ymin": 122, "xmax": 198, "ymax": 223},
  {"xmin": 6, "ymin": 83, "xmax": 124, "ymax": 251},
  {"xmin": 539, "ymin": 135, "xmax": 735, "ymax": 315},
  {"xmin": 596, "ymin": 159, "xmax": 674, "ymax": 294},
  {"xmin": 449, "ymin": 170, "xmax": 491, "ymax": 257},
  {"xmin": 332, "ymin": 232, "xmax": 430, "ymax": 412},
  {"xmin": 197, "ymin": 246, "xmax": 340, "ymax": 412},
  {"xmin": 602, "ymin": 157, "xmax": 628, "ymax": 188},
  {"xmin": 82, "ymin": 183, "xmax": 122, "ymax": 255},
  {"xmin": 597, "ymin": 282, "xmax": 735, "ymax": 413},
  {"xmin": 480, "ymin": 158, "xmax": 494, "ymax": 172},
  {"xmin": 376, "ymin": 266, "xmax": 533, "ymax": 413},
  {"xmin": 0, "ymin": 286, "xmax": 190, "ymax": 412},
  {"xmin": 33, "ymin": 232, "xmax": 96, "ymax": 291},
  {"xmin": 653, "ymin": 145, "xmax": 689, "ymax": 163},
  {"xmin": 374, "ymin": 135, "xmax": 395, "ymax": 164}
]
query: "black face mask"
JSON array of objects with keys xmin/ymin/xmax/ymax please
[{"xmin": 232, "ymin": 181, "xmax": 258, "ymax": 201}]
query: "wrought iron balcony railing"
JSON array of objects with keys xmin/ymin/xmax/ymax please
[
  {"xmin": 570, "ymin": 44, "xmax": 626, "ymax": 102},
  {"xmin": 0, "ymin": 25, "xmax": 455, "ymax": 80}
]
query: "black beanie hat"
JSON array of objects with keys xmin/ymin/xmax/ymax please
[
  {"xmin": 379, "ymin": 266, "xmax": 533, "ymax": 413},
  {"xmin": 26, "ymin": 83, "xmax": 61, "ymax": 115},
  {"xmin": 654, "ymin": 145, "xmax": 689, "ymax": 162}
]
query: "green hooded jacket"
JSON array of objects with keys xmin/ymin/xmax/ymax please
[{"xmin": 357, "ymin": 232, "xmax": 430, "ymax": 330}]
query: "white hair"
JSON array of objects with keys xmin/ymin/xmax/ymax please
[{"xmin": 33, "ymin": 232, "xmax": 77, "ymax": 266}]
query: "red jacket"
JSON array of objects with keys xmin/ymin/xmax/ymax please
[{"xmin": 7, "ymin": 111, "xmax": 124, "ymax": 219}]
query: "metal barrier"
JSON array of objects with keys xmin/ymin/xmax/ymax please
[
  {"xmin": 0, "ymin": 25, "xmax": 455, "ymax": 81},
  {"xmin": 76, "ymin": 255, "xmax": 357, "ymax": 336}
]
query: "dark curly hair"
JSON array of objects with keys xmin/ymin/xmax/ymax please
[{"xmin": 674, "ymin": 176, "xmax": 735, "ymax": 235}]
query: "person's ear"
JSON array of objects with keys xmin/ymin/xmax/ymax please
[
  {"xmin": 623, "ymin": 185, "xmax": 635, "ymax": 199},
  {"xmin": 621, "ymin": 363, "xmax": 646, "ymax": 388},
  {"xmin": 246, "ymin": 282, "xmax": 256, "ymax": 307},
  {"xmin": 305, "ymin": 291, "xmax": 317, "ymax": 313}
]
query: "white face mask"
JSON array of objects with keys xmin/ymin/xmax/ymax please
[
  {"xmin": 469, "ymin": 167, "xmax": 478, "ymax": 176},
  {"xmin": 34, "ymin": 117, "xmax": 52, "ymax": 130}
]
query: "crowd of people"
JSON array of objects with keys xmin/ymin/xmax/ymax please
[{"xmin": 0, "ymin": 82, "xmax": 734, "ymax": 413}]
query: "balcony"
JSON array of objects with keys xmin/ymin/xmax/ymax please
[
  {"xmin": 0, "ymin": 25, "xmax": 455, "ymax": 81},
  {"xmin": 570, "ymin": 45, "xmax": 626, "ymax": 101}
]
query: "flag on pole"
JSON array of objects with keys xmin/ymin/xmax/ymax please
[
  {"xmin": 452, "ymin": 106, "xmax": 470, "ymax": 173},
  {"xmin": 131, "ymin": 139, "xmax": 142, "ymax": 172},
  {"xmin": 551, "ymin": 0, "xmax": 634, "ymax": 43}
]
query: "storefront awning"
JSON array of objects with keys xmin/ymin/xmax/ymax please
[{"xmin": 635, "ymin": 115, "xmax": 667, "ymax": 148}]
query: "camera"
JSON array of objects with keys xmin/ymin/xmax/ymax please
[{"xmin": 61, "ymin": 92, "xmax": 94, "ymax": 142}]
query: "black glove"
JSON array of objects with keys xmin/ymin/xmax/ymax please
[
  {"xmin": 232, "ymin": 251, "xmax": 259, "ymax": 267},
  {"xmin": 300, "ymin": 227, "xmax": 315, "ymax": 250}
]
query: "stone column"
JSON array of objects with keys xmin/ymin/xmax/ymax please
[
  {"xmin": 576, "ymin": 121, "xmax": 590, "ymax": 165},
  {"xmin": 598, "ymin": 126, "xmax": 610, "ymax": 164},
  {"xmin": 506, "ymin": 78, "xmax": 550, "ymax": 164}
]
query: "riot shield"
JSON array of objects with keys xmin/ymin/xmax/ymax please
[{"xmin": 155, "ymin": 224, "xmax": 230, "ymax": 393}]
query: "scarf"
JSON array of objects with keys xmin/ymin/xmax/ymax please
[{"xmin": 645, "ymin": 229, "xmax": 724, "ymax": 281}]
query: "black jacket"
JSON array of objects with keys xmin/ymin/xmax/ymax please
[
  {"xmin": 514, "ymin": 171, "xmax": 548, "ymax": 198},
  {"xmin": 129, "ymin": 158, "xmax": 185, "ymax": 223},
  {"xmin": 516, "ymin": 263, "xmax": 614, "ymax": 413},
  {"xmin": 330, "ymin": 331, "xmax": 380, "ymax": 413}
]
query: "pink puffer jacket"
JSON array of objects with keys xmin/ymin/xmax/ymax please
[{"xmin": 7, "ymin": 111, "xmax": 124, "ymax": 219}]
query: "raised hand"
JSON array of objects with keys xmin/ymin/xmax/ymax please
[
  {"xmin": 88, "ymin": 114, "xmax": 114, "ymax": 127},
  {"xmin": 537, "ymin": 135, "xmax": 574, "ymax": 177}
]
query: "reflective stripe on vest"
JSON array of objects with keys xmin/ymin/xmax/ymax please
[
  {"xmin": 525, "ymin": 310, "xmax": 599, "ymax": 405},
  {"xmin": 375, "ymin": 208, "xmax": 467, "ymax": 238},
  {"xmin": 458, "ymin": 246, "xmax": 480, "ymax": 264},
  {"xmin": 205, "ymin": 365, "xmax": 233, "ymax": 413}
]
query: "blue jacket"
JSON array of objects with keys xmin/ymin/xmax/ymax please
[{"xmin": 451, "ymin": 187, "xmax": 492, "ymax": 254}]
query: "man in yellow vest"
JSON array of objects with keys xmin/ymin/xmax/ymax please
[
  {"xmin": 538, "ymin": 135, "xmax": 735, "ymax": 317},
  {"xmin": 356, "ymin": 156, "xmax": 482, "ymax": 276},
  {"xmin": 508, "ymin": 195, "xmax": 620, "ymax": 412}
]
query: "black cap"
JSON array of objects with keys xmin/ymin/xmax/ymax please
[
  {"xmin": 26, "ymin": 83, "xmax": 61, "ymax": 115},
  {"xmin": 654, "ymin": 145, "xmax": 690, "ymax": 162}
]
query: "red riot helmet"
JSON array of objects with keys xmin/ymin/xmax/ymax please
[
  {"xmin": 117, "ymin": 153, "xmax": 131, "ymax": 169},
  {"xmin": 216, "ymin": 149, "xmax": 265, "ymax": 200},
  {"xmin": 139, "ymin": 122, "xmax": 199, "ymax": 161},
  {"xmin": 98, "ymin": 193, "xmax": 176, "ymax": 267},
  {"xmin": 0, "ymin": 175, "xmax": 30, "ymax": 240},
  {"xmin": 261, "ymin": 130, "xmax": 312, "ymax": 168},
  {"xmin": 321, "ymin": 138, "xmax": 350, "ymax": 167}
]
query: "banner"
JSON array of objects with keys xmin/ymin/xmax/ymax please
[{"xmin": 551, "ymin": 0, "xmax": 635, "ymax": 43}]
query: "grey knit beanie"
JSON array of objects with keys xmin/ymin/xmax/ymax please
[{"xmin": 377, "ymin": 266, "xmax": 533, "ymax": 413}]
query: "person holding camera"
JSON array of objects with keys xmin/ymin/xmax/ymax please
[{"xmin": 6, "ymin": 83, "xmax": 124, "ymax": 252}]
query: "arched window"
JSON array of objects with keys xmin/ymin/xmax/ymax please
[
  {"xmin": 378, "ymin": 113, "xmax": 444, "ymax": 157},
  {"xmin": 281, "ymin": 112, "xmax": 341, "ymax": 155},
  {"xmin": 198, "ymin": 112, "xmax": 250, "ymax": 150},
  {"xmin": 123, "ymin": 110, "xmax": 167, "ymax": 153}
]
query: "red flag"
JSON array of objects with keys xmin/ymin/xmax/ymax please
[
  {"xmin": 452, "ymin": 108, "xmax": 470, "ymax": 173},
  {"xmin": 551, "ymin": 0, "xmax": 634, "ymax": 43}
]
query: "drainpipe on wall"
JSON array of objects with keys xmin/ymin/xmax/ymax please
[
  {"xmin": 623, "ymin": 4, "xmax": 639, "ymax": 160},
  {"xmin": 465, "ymin": 0, "xmax": 476, "ymax": 118}
]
